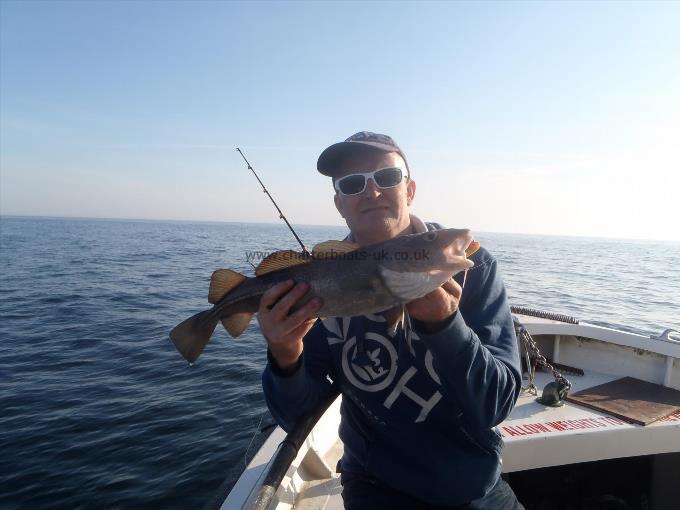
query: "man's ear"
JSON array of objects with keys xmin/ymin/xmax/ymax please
[
  {"xmin": 334, "ymin": 193, "xmax": 346, "ymax": 218},
  {"xmin": 406, "ymin": 178, "xmax": 416, "ymax": 206}
]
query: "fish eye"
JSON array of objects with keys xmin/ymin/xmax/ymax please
[{"xmin": 425, "ymin": 232, "xmax": 437, "ymax": 241}]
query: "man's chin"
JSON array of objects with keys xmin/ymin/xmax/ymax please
[
  {"xmin": 365, "ymin": 214, "xmax": 396, "ymax": 228},
  {"xmin": 353, "ymin": 215, "xmax": 400, "ymax": 240}
]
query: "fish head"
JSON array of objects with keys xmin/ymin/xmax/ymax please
[
  {"xmin": 379, "ymin": 228, "xmax": 474, "ymax": 273},
  {"xmin": 376, "ymin": 228, "xmax": 475, "ymax": 302}
]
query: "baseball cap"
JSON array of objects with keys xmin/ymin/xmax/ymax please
[{"xmin": 317, "ymin": 131, "xmax": 410, "ymax": 177}]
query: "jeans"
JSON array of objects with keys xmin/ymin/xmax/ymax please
[{"xmin": 340, "ymin": 472, "xmax": 524, "ymax": 510}]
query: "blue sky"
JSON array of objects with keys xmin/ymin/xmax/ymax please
[{"xmin": 1, "ymin": 1, "xmax": 679, "ymax": 241}]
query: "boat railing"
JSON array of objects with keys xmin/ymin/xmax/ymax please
[{"xmin": 205, "ymin": 389, "xmax": 340, "ymax": 510}]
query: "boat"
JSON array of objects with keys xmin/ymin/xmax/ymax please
[{"xmin": 210, "ymin": 309, "xmax": 680, "ymax": 510}]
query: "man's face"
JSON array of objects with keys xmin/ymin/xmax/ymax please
[{"xmin": 333, "ymin": 151, "xmax": 416, "ymax": 245}]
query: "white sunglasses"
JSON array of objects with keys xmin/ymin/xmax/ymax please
[{"xmin": 334, "ymin": 167, "xmax": 406, "ymax": 196}]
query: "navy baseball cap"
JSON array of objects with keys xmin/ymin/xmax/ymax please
[{"xmin": 317, "ymin": 131, "xmax": 410, "ymax": 177}]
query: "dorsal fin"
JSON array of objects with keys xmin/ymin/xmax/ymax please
[
  {"xmin": 312, "ymin": 240, "xmax": 359, "ymax": 259},
  {"xmin": 466, "ymin": 241, "xmax": 481, "ymax": 258},
  {"xmin": 209, "ymin": 269, "xmax": 247, "ymax": 304},
  {"xmin": 255, "ymin": 250, "xmax": 310, "ymax": 276}
]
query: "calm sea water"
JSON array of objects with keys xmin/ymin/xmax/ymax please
[{"xmin": 1, "ymin": 217, "xmax": 678, "ymax": 509}]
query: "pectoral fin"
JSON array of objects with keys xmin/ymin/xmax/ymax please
[
  {"xmin": 380, "ymin": 267, "xmax": 446, "ymax": 302},
  {"xmin": 382, "ymin": 306, "xmax": 404, "ymax": 335}
]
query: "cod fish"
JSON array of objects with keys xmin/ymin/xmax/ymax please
[{"xmin": 170, "ymin": 228, "xmax": 480, "ymax": 362}]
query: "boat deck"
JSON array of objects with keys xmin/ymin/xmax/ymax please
[
  {"xmin": 502, "ymin": 370, "xmax": 680, "ymax": 472},
  {"xmin": 296, "ymin": 478, "xmax": 343, "ymax": 510}
]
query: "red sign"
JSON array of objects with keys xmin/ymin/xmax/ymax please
[{"xmin": 501, "ymin": 410, "xmax": 680, "ymax": 438}]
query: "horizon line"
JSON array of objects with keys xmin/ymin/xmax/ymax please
[{"xmin": 1, "ymin": 213, "xmax": 678, "ymax": 245}]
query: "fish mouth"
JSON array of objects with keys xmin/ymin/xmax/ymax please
[
  {"xmin": 438, "ymin": 229, "xmax": 474, "ymax": 267},
  {"xmin": 440, "ymin": 247, "xmax": 475, "ymax": 272}
]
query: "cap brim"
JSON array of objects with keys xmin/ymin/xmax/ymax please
[{"xmin": 317, "ymin": 141, "xmax": 398, "ymax": 177}]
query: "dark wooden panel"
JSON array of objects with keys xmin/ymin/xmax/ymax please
[{"xmin": 567, "ymin": 376, "xmax": 680, "ymax": 426}]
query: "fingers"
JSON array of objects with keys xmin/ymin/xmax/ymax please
[
  {"xmin": 442, "ymin": 278, "xmax": 460, "ymax": 293},
  {"xmin": 286, "ymin": 296, "xmax": 322, "ymax": 324},
  {"xmin": 259, "ymin": 279, "xmax": 295, "ymax": 311},
  {"xmin": 257, "ymin": 280, "xmax": 322, "ymax": 337},
  {"xmin": 257, "ymin": 285, "xmax": 320, "ymax": 371},
  {"xmin": 270, "ymin": 282, "xmax": 311, "ymax": 320},
  {"xmin": 442, "ymin": 278, "xmax": 463, "ymax": 299},
  {"xmin": 289, "ymin": 317, "xmax": 318, "ymax": 339}
]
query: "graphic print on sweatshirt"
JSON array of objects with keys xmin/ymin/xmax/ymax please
[{"xmin": 321, "ymin": 314, "xmax": 443, "ymax": 423}]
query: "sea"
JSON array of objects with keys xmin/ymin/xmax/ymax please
[{"xmin": 1, "ymin": 216, "xmax": 678, "ymax": 509}]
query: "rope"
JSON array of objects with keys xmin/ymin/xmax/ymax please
[{"xmin": 511, "ymin": 306, "xmax": 579, "ymax": 324}]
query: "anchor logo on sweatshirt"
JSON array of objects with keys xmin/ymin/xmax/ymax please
[{"xmin": 341, "ymin": 333, "xmax": 398, "ymax": 392}]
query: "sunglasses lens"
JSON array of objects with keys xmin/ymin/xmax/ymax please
[
  {"xmin": 337, "ymin": 174, "xmax": 366, "ymax": 195},
  {"xmin": 374, "ymin": 167, "xmax": 403, "ymax": 188}
]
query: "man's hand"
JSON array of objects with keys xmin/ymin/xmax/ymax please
[
  {"xmin": 257, "ymin": 280, "xmax": 322, "ymax": 371},
  {"xmin": 406, "ymin": 278, "xmax": 462, "ymax": 333}
]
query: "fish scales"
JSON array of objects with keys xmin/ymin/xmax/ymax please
[
  {"xmin": 212, "ymin": 254, "xmax": 392, "ymax": 320},
  {"xmin": 170, "ymin": 229, "xmax": 478, "ymax": 363}
]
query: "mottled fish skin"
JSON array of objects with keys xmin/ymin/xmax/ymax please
[
  {"xmin": 170, "ymin": 228, "xmax": 474, "ymax": 362},
  {"xmin": 208, "ymin": 255, "xmax": 390, "ymax": 319}
]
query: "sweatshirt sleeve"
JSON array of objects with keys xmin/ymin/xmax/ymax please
[
  {"xmin": 261, "ymin": 320, "xmax": 336, "ymax": 432},
  {"xmin": 414, "ymin": 251, "xmax": 521, "ymax": 429}
]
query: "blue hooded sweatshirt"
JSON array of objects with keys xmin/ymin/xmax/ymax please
[{"xmin": 262, "ymin": 223, "xmax": 521, "ymax": 506}]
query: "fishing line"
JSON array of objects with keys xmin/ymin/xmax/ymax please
[
  {"xmin": 228, "ymin": 347, "xmax": 269, "ymax": 470},
  {"xmin": 243, "ymin": 411, "xmax": 265, "ymax": 469}
]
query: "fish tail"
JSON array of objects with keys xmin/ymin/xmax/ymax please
[{"xmin": 169, "ymin": 309, "xmax": 220, "ymax": 363}]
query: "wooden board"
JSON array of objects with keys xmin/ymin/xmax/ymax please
[{"xmin": 566, "ymin": 376, "xmax": 680, "ymax": 426}]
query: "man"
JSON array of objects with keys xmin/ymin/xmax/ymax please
[{"xmin": 260, "ymin": 132, "xmax": 523, "ymax": 509}]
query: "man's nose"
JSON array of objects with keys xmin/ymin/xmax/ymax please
[{"xmin": 362, "ymin": 178, "xmax": 382, "ymax": 197}]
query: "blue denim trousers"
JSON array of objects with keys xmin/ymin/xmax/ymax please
[{"xmin": 341, "ymin": 472, "xmax": 524, "ymax": 510}]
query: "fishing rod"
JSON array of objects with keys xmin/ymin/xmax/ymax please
[{"xmin": 235, "ymin": 148, "xmax": 310, "ymax": 257}]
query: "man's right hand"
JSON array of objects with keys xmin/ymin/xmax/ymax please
[{"xmin": 257, "ymin": 280, "xmax": 322, "ymax": 372}]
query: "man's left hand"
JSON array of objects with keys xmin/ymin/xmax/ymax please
[{"xmin": 406, "ymin": 278, "xmax": 462, "ymax": 332}]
